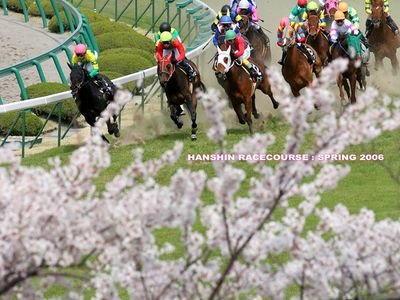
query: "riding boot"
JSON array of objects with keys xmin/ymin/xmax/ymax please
[
  {"xmin": 360, "ymin": 34, "xmax": 369, "ymax": 49},
  {"xmin": 386, "ymin": 15, "xmax": 399, "ymax": 35},
  {"xmin": 278, "ymin": 50, "xmax": 287, "ymax": 65},
  {"xmin": 178, "ymin": 60, "xmax": 196, "ymax": 82}
]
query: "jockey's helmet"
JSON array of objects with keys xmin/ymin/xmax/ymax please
[
  {"xmin": 307, "ymin": 1, "xmax": 319, "ymax": 12},
  {"xmin": 297, "ymin": 0, "xmax": 307, "ymax": 7},
  {"xmin": 160, "ymin": 31, "xmax": 173, "ymax": 43},
  {"xmin": 338, "ymin": 2, "xmax": 349, "ymax": 14},
  {"xmin": 280, "ymin": 17, "xmax": 291, "ymax": 28},
  {"xmin": 225, "ymin": 30, "xmax": 236, "ymax": 41},
  {"xmin": 238, "ymin": 0, "xmax": 250, "ymax": 10},
  {"xmin": 220, "ymin": 15, "xmax": 232, "ymax": 24},
  {"xmin": 74, "ymin": 44, "xmax": 87, "ymax": 55},
  {"xmin": 334, "ymin": 10, "xmax": 345, "ymax": 21},
  {"xmin": 221, "ymin": 4, "xmax": 230, "ymax": 15},
  {"xmin": 159, "ymin": 22, "xmax": 171, "ymax": 33}
]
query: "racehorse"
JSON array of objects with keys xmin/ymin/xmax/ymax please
[
  {"xmin": 280, "ymin": 26, "xmax": 322, "ymax": 97},
  {"xmin": 239, "ymin": 14, "xmax": 272, "ymax": 65},
  {"xmin": 305, "ymin": 14, "xmax": 330, "ymax": 66},
  {"xmin": 214, "ymin": 37, "xmax": 279, "ymax": 134},
  {"xmin": 323, "ymin": 0, "xmax": 338, "ymax": 30},
  {"xmin": 68, "ymin": 63, "xmax": 120, "ymax": 142},
  {"xmin": 157, "ymin": 54, "xmax": 206, "ymax": 140},
  {"xmin": 331, "ymin": 35, "xmax": 365, "ymax": 105},
  {"xmin": 367, "ymin": 0, "xmax": 400, "ymax": 75}
]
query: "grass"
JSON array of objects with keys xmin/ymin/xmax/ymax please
[{"xmin": 21, "ymin": 117, "xmax": 400, "ymax": 298}]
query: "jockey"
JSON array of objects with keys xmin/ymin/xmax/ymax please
[
  {"xmin": 230, "ymin": 0, "xmax": 257, "ymax": 18},
  {"xmin": 276, "ymin": 17, "xmax": 309, "ymax": 65},
  {"xmin": 330, "ymin": 10, "xmax": 370, "ymax": 75},
  {"xmin": 302, "ymin": 1, "xmax": 327, "ymax": 30},
  {"xmin": 236, "ymin": 0, "xmax": 260, "ymax": 29},
  {"xmin": 71, "ymin": 43, "xmax": 112, "ymax": 96},
  {"xmin": 224, "ymin": 29, "xmax": 262, "ymax": 82},
  {"xmin": 213, "ymin": 15, "xmax": 240, "ymax": 47},
  {"xmin": 154, "ymin": 22, "xmax": 181, "ymax": 46},
  {"xmin": 365, "ymin": 0, "xmax": 399, "ymax": 36},
  {"xmin": 289, "ymin": 0, "xmax": 308, "ymax": 26},
  {"xmin": 156, "ymin": 31, "xmax": 196, "ymax": 82},
  {"xmin": 338, "ymin": 2, "xmax": 360, "ymax": 29},
  {"xmin": 211, "ymin": 4, "xmax": 243, "ymax": 33}
]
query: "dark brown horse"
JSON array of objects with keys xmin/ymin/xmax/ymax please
[
  {"xmin": 239, "ymin": 14, "xmax": 272, "ymax": 65},
  {"xmin": 305, "ymin": 14, "xmax": 330, "ymax": 66},
  {"xmin": 280, "ymin": 26, "xmax": 322, "ymax": 97},
  {"xmin": 367, "ymin": 0, "xmax": 400, "ymax": 75},
  {"xmin": 214, "ymin": 39, "xmax": 279, "ymax": 134},
  {"xmin": 158, "ymin": 54, "xmax": 206, "ymax": 140},
  {"xmin": 331, "ymin": 35, "xmax": 364, "ymax": 105}
]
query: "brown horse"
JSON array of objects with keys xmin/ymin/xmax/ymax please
[
  {"xmin": 305, "ymin": 14, "xmax": 330, "ymax": 66},
  {"xmin": 213, "ymin": 38, "xmax": 279, "ymax": 133},
  {"xmin": 331, "ymin": 35, "xmax": 364, "ymax": 105},
  {"xmin": 280, "ymin": 26, "xmax": 322, "ymax": 97},
  {"xmin": 239, "ymin": 14, "xmax": 272, "ymax": 65},
  {"xmin": 367, "ymin": 0, "xmax": 400, "ymax": 75},
  {"xmin": 158, "ymin": 54, "xmax": 206, "ymax": 140}
]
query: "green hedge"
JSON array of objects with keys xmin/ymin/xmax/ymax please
[
  {"xmin": 101, "ymin": 48, "xmax": 156, "ymax": 66},
  {"xmin": 27, "ymin": 0, "xmax": 63, "ymax": 18},
  {"xmin": 90, "ymin": 20, "xmax": 133, "ymax": 36},
  {"xmin": 26, "ymin": 83, "xmax": 78, "ymax": 123},
  {"xmin": 99, "ymin": 52, "xmax": 154, "ymax": 75},
  {"xmin": 48, "ymin": 12, "xmax": 71, "ymax": 33},
  {"xmin": 0, "ymin": 112, "xmax": 43, "ymax": 136},
  {"xmin": 2, "ymin": 0, "xmax": 29, "ymax": 13},
  {"xmin": 79, "ymin": 8, "xmax": 110, "ymax": 23},
  {"xmin": 96, "ymin": 32, "xmax": 154, "ymax": 52}
]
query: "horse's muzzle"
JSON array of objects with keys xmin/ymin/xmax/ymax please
[{"xmin": 215, "ymin": 72, "xmax": 226, "ymax": 80}]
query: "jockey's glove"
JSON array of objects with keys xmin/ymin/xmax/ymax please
[
  {"xmin": 171, "ymin": 57, "xmax": 177, "ymax": 64},
  {"xmin": 89, "ymin": 69, "xmax": 99, "ymax": 78},
  {"xmin": 366, "ymin": 9, "xmax": 372, "ymax": 14}
]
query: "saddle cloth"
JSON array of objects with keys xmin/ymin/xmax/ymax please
[{"xmin": 296, "ymin": 43, "xmax": 317, "ymax": 64}]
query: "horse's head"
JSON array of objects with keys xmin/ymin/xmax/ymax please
[
  {"xmin": 371, "ymin": 0, "xmax": 385, "ymax": 27},
  {"xmin": 346, "ymin": 34, "xmax": 362, "ymax": 60},
  {"xmin": 214, "ymin": 41, "xmax": 232, "ymax": 80},
  {"xmin": 324, "ymin": 0, "xmax": 338, "ymax": 17},
  {"xmin": 157, "ymin": 53, "xmax": 175, "ymax": 88},
  {"xmin": 239, "ymin": 14, "xmax": 249, "ymax": 34},
  {"xmin": 281, "ymin": 26, "xmax": 295, "ymax": 49},
  {"xmin": 68, "ymin": 63, "xmax": 88, "ymax": 97},
  {"xmin": 307, "ymin": 14, "xmax": 320, "ymax": 36}
]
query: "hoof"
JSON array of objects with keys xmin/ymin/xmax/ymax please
[
  {"xmin": 253, "ymin": 112, "xmax": 260, "ymax": 119},
  {"xmin": 273, "ymin": 102, "xmax": 280, "ymax": 109},
  {"xmin": 191, "ymin": 134, "xmax": 197, "ymax": 140},
  {"xmin": 239, "ymin": 119, "xmax": 246, "ymax": 124},
  {"xmin": 114, "ymin": 130, "xmax": 120, "ymax": 138},
  {"xmin": 177, "ymin": 122, "xmax": 183, "ymax": 129}
]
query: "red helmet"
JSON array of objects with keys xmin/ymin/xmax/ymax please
[
  {"xmin": 279, "ymin": 17, "xmax": 290, "ymax": 28},
  {"xmin": 298, "ymin": 0, "xmax": 307, "ymax": 7}
]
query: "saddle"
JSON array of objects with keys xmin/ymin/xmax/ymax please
[{"xmin": 296, "ymin": 44, "xmax": 316, "ymax": 64}]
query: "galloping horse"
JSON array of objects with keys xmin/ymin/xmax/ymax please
[
  {"xmin": 239, "ymin": 14, "xmax": 272, "ymax": 65},
  {"xmin": 214, "ymin": 38, "xmax": 279, "ymax": 134},
  {"xmin": 68, "ymin": 64, "xmax": 120, "ymax": 142},
  {"xmin": 158, "ymin": 54, "xmax": 206, "ymax": 140},
  {"xmin": 305, "ymin": 14, "xmax": 330, "ymax": 66},
  {"xmin": 367, "ymin": 0, "xmax": 400, "ymax": 75},
  {"xmin": 323, "ymin": 0, "xmax": 338, "ymax": 30},
  {"xmin": 280, "ymin": 26, "xmax": 322, "ymax": 97},
  {"xmin": 331, "ymin": 35, "xmax": 364, "ymax": 105}
]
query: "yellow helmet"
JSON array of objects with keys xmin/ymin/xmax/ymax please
[
  {"xmin": 160, "ymin": 31, "xmax": 172, "ymax": 42},
  {"xmin": 334, "ymin": 10, "xmax": 345, "ymax": 21},
  {"xmin": 307, "ymin": 1, "xmax": 319, "ymax": 11},
  {"xmin": 338, "ymin": 2, "xmax": 349, "ymax": 13}
]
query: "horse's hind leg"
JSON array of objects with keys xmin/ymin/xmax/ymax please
[
  {"xmin": 259, "ymin": 77, "xmax": 279, "ymax": 109},
  {"xmin": 232, "ymin": 100, "xmax": 246, "ymax": 125},
  {"xmin": 390, "ymin": 54, "xmax": 399, "ymax": 75},
  {"xmin": 106, "ymin": 118, "xmax": 120, "ymax": 138},
  {"xmin": 244, "ymin": 96, "xmax": 253, "ymax": 134},
  {"xmin": 186, "ymin": 96, "xmax": 198, "ymax": 140}
]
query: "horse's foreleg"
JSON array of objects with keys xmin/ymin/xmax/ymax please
[
  {"xmin": 244, "ymin": 96, "xmax": 253, "ymax": 134},
  {"xmin": 337, "ymin": 74, "xmax": 346, "ymax": 106},
  {"xmin": 186, "ymin": 96, "xmax": 198, "ymax": 140},
  {"xmin": 259, "ymin": 79, "xmax": 279, "ymax": 109},
  {"xmin": 390, "ymin": 54, "xmax": 399, "ymax": 75},
  {"xmin": 106, "ymin": 118, "xmax": 120, "ymax": 138},
  {"xmin": 251, "ymin": 95, "xmax": 260, "ymax": 119},
  {"xmin": 350, "ymin": 73, "xmax": 357, "ymax": 104},
  {"xmin": 169, "ymin": 104, "xmax": 183, "ymax": 129},
  {"xmin": 231, "ymin": 99, "xmax": 246, "ymax": 125}
]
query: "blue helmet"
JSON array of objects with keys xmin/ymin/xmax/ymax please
[{"xmin": 220, "ymin": 15, "xmax": 232, "ymax": 24}]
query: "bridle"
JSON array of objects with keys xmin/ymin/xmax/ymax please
[
  {"xmin": 71, "ymin": 66, "xmax": 89, "ymax": 98},
  {"xmin": 214, "ymin": 45, "xmax": 234, "ymax": 80}
]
